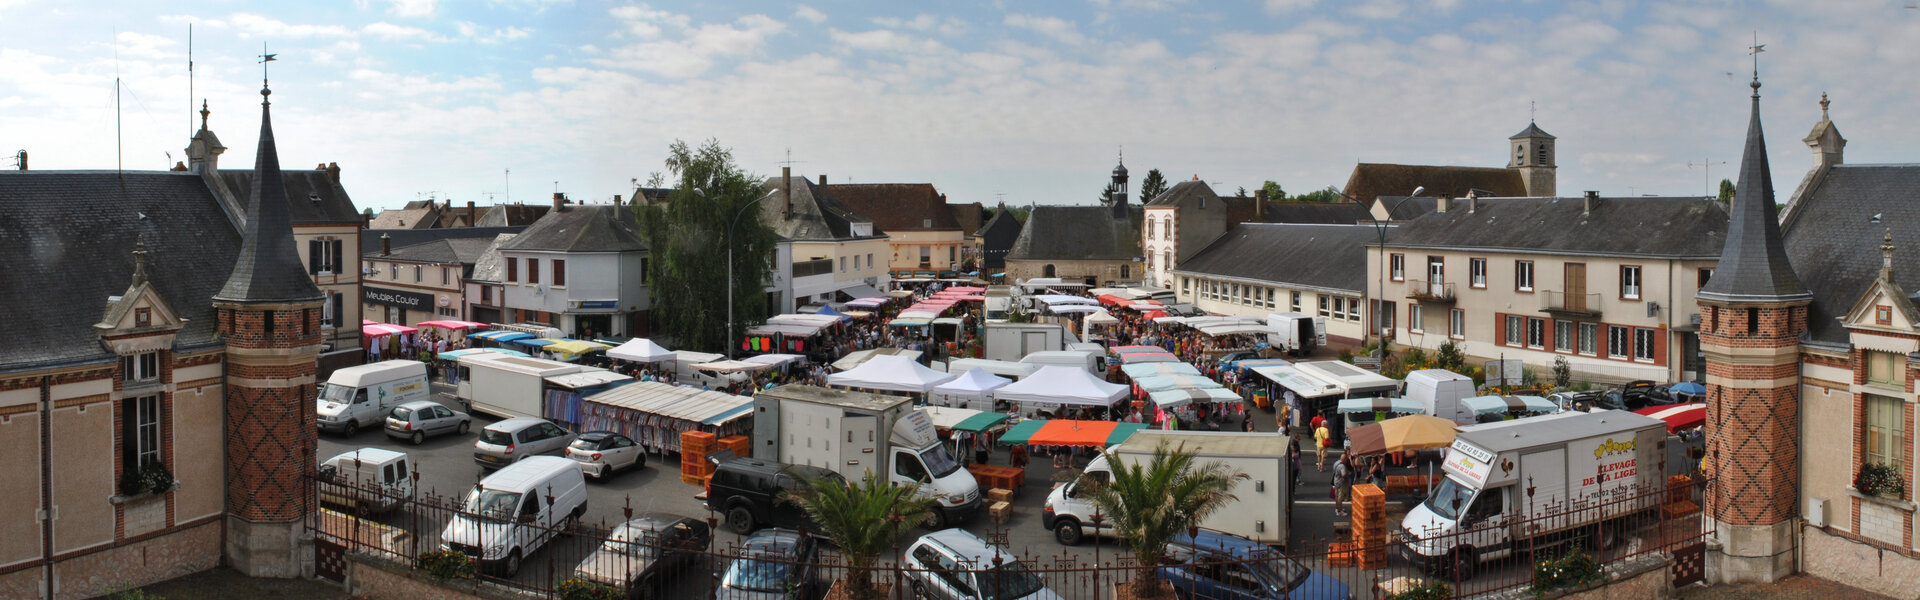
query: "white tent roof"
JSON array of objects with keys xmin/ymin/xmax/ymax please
[
  {"xmin": 1085, "ymin": 310, "xmax": 1119, "ymax": 325},
  {"xmin": 607, "ymin": 338, "xmax": 676, "ymax": 363},
  {"xmin": 1034, "ymin": 294, "xmax": 1099, "ymax": 306},
  {"xmin": 827, "ymin": 354, "xmax": 957, "ymax": 393},
  {"xmin": 993, "ymin": 365, "xmax": 1129, "ymax": 406},
  {"xmin": 583, "ymin": 382, "xmax": 753, "ymax": 426},
  {"xmin": 744, "ymin": 354, "xmax": 804, "ymax": 367},
  {"xmin": 1295, "ymin": 360, "xmax": 1401, "ymax": 396},
  {"xmin": 832, "ymin": 348, "xmax": 922, "ymax": 371},
  {"xmin": 931, "ymin": 368, "xmax": 1012, "ymax": 400}
]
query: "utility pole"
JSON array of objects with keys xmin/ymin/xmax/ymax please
[{"xmin": 1687, "ymin": 159, "xmax": 1725, "ymax": 197}]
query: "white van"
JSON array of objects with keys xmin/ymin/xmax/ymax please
[
  {"xmin": 1404, "ymin": 369, "xmax": 1478, "ymax": 425},
  {"xmin": 317, "ymin": 448, "xmax": 414, "ymax": 514},
  {"xmin": 318, "ymin": 360, "xmax": 430, "ymax": 436},
  {"xmin": 1019, "ymin": 350, "xmax": 1100, "ymax": 375},
  {"xmin": 441, "ymin": 456, "xmax": 590, "ymax": 577}
]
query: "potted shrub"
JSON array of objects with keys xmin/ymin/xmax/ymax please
[
  {"xmin": 1856, "ymin": 462, "xmax": 1907, "ymax": 500},
  {"xmin": 1082, "ymin": 443, "xmax": 1242, "ymax": 600},
  {"xmin": 784, "ymin": 471, "xmax": 932, "ymax": 600}
]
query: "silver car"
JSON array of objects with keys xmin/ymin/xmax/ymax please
[
  {"xmin": 567, "ymin": 431, "xmax": 647, "ymax": 481},
  {"xmin": 385, "ymin": 400, "xmax": 470, "ymax": 445},
  {"xmin": 473, "ymin": 417, "xmax": 576, "ymax": 469},
  {"xmin": 903, "ymin": 529, "xmax": 1061, "ymax": 600}
]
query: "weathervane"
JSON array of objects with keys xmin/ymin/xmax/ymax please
[
  {"xmin": 259, "ymin": 43, "xmax": 278, "ymax": 104},
  {"xmin": 1747, "ymin": 33, "xmax": 1764, "ymax": 94}
]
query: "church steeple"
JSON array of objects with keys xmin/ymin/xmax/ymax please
[
  {"xmin": 1696, "ymin": 73, "xmax": 1810, "ymax": 303},
  {"xmin": 213, "ymin": 83, "xmax": 321, "ymax": 304}
]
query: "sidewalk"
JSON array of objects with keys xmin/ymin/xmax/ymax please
[
  {"xmin": 1674, "ymin": 575, "xmax": 1895, "ymax": 600},
  {"xmin": 132, "ymin": 567, "xmax": 353, "ymax": 600}
]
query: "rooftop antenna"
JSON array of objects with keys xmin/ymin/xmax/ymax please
[
  {"xmin": 1529, "ymin": 99, "xmax": 1536, "ymax": 122},
  {"xmin": 187, "ymin": 23, "xmax": 193, "ymax": 138},
  {"xmin": 778, "ymin": 147, "xmax": 806, "ymax": 171},
  {"xmin": 504, "ymin": 168, "xmax": 510, "ymax": 204},
  {"xmin": 1688, "ymin": 158, "xmax": 1726, "ymax": 197}
]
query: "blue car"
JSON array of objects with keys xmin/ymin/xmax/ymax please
[{"xmin": 1159, "ymin": 529, "xmax": 1352, "ymax": 600}]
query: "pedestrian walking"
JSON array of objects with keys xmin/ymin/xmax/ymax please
[
  {"xmin": 1369, "ymin": 456, "xmax": 1386, "ymax": 489},
  {"xmin": 1332, "ymin": 454, "xmax": 1353, "ymax": 517},
  {"xmin": 1314, "ymin": 420, "xmax": 1332, "ymax": 471}
]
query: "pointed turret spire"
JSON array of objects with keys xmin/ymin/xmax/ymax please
[
  {"xmin": 1697, "ymin": 71, "xmax": 1810, "ymax": 303},
  {"xmin": 213, "ymin": 82, "xmax": 322, "ymax": 304}
]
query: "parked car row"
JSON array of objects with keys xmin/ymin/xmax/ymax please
[{"xmin": 1548, "ymin": 379, "xmax": 1702, "ymax": 413}]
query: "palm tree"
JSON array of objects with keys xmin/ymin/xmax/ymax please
[
  {"xmin": 783, "ymin": 471, "xmax": 934, "ymax": 600},
  {"xmin": 1085, "ymin": 443, "xmax": 1244, "ymax": 600}
]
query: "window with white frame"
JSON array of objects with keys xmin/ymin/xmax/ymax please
[
  {"xmin": 1319, "ymin": 295, "xmax": 1330, "ymax": 317},
  {"xmin": 1621, "ymin": 265, "xmax": 1642, "ymax": 299},
  {"xmin": 1867, "ymin": 394, "xmax": 1905, "ymax": 469},
  {"xmin": 1516, "ymin": 260, "xmax": 1534, "ymax": 292},
  {"xmin": 1607, "ymin": 325, "xmax": 1630, "ymax": 359},
  {"xmin": 1526, "ymin": 317, "xmax": 1546, "ymax": 349},
  {"xmin": 1470, "ymin": 258, "xmax": 1487, "ymax": 288},
  {"xmin": 1554, "ymin": 320, "xmax": 1572, "ymax": 352},
  {"xmin": 1578, "ymin": 322, "xmax": 1598, "ymax": 355},
  {"xmin": 1348, "ymin": 297, "xmax": 1363, "ymax": 322},
  {"xmin": 1147, "ymin": 220, "xmax": 1155, "ymax": 239},
  {"xmin": 1633, "ymin": 328, "xmax": 1656, "ymax": 362},
  {"xmin": 1332, "ymin": 297, "xmax": 1346, "ymax": 320},
  {"xmin": 122, "ymin": 352, "xmax": 160, "ymax": 383},
  {"xmin": 1449, "ymin": 309, "xmax": 1464, "ymax": 337},
  {"xmin": 1505, "ymin": 315, "xmax": 1523, "ymax": 346},
  {"xmin": 1390, "ymin": 254, "xmax": 1405, "ymax": 281},
  {"xmin": 1410, "ymin": 305, "xmax": 1424, "ymax": 332},
  {"xmin": 1291, "ymin": 291, "xmax": 1302, "ymax": 312},
  {"xmin": 132, "ymin": 394, "xmax": 160, "ymax": 471},
  {"xmin": 1182, "ymin": 277, "xmax": 1190, "ymax": 293}
]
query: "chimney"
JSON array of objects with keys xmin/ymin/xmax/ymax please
[
  {"xmin": 818, "ymin": 174, "xmax": 827, "ymax": 187},
  {"xmin": 1583, "ymin": 190, "xmax": 1600, "ymax": 215},
  {"xmin": 613, "ymin": 194, "xmax": 622, "ymax": 206},
  {"xmin": 1467, "ymin": 196, "xmax": 1478, "ymax": 213},
  {"xmin": 1436, "ymin": 195, "xmax": 1451, "ymax": 213},
  {"xmin": 782, "ymin": 166, "xmax": 793, "ymax": 216},
  {"xmin": 1254, "ymin": 188, "xmax": 1267, "ymax": 222},
  {"xmin": 327, "ymin": 162, "xmax": 341, "ymax": 183},
  {"xmin": 380, "ymin": 233, "xmax": 391, "ymax": 256},
  {"xmin": 15, "ymin": 149, "xmax": 26, "ymax": 170},
  {"xmin": 553, "ymin": 192, "xmax": 568, "ymax": 212}
]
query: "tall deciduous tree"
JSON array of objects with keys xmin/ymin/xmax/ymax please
[
  {"xmin": 1260, "ymin": 180, "xmax": 1285, "ymax": 200},
  {"xmin": 634, "ymin": 139, "xmax": 778, "ymax": 353},
  {"xmin": 1138, "ymin": 168, "xmax": 1170, "ymax": 203}
]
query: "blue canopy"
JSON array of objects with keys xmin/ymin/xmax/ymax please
[
  {"xmin": 470, "ymin": 331, "xmax": 533, "ymax": 343},
  {"xmin": 510, "ymin": 338, "xmax": 556, "ymax": 347},
  {"xmin": 816, "ymin": 304, "xmax": 849, "ymax": 319},
  {"xmin": 437, "ymin": 348, "xmax": 531, "ymax": 360}
]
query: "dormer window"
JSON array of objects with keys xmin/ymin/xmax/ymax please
[{"xmin": 122, "ymin": 352, "xmax": 160, "ymax": 383}]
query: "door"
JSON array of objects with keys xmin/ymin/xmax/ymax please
[
  {"xmin": 1429, "ymin": 256, "xmax": 1445, "ymax": 296},
  {"xmin": 1565, "ymin": 263, "xmax": 1587, "ymax": 312},
  {"xmin": 841, "ymin": 415, "xmax": 878, "ymax": 476},
  {"xmin": 608, "ymin": 435, "xmax": 641, "ymax": 469}
]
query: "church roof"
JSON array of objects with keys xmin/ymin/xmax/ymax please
[
  {"xmin": 1697, "ymin": 82, "xmax": 1811, "ymax": 304},
  {"xmin": 1341, "ymin": 164, "xmax": 1528, "ymax": 205},
  {"xmin": 1782, "ymin": 164, "xmax": 1920, "ymax": 344},
  {"xmin": 0, "ymin": 171, "xmax": 240, "ymax": 369},
  {"xmin": 214, "ymin": 94, "xmax": 324, "ymax": 304},
  {"xmin": 1174, "ymin": 224, "xmax": 1373, "ymax": 294},
  {"xmin": 1510, "ymin": 122, "xmax": 1555, "ymax": 140},
  {"xmin": 1006, "ymin": 205, "xmax": 1142, "ymax": 262},
  {"xmin": 218, "ymin": 168, "xmax": 361, "ymax": 225}
]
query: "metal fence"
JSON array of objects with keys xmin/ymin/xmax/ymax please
[{"xmin": 308, "ymin": 470, "xmax": 1713, "ymax": 599}]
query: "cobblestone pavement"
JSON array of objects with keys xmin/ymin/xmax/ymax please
[
  {"xmin": 1674, "ymin": 575, "xmax": 1896, "ymax": 600},
  {"xmin": 133, "ymin": 566, "xmax": 354, "ymax": 600}
]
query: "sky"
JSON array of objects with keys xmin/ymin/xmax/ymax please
[{"xmin": 3, "ymin": 1, "xmax": 1919, "ymax": 213}]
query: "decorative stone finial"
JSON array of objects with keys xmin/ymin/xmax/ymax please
[
  {"xmin": 1883, "ymin": 228, "xmax": 1896, "ymax": 280},
  {"xmin": 1820, "ymin": 92, "xmax": 1830, "ymax": 120},
  {"xmin": 199, "ymin": 99, "xmax": 210, "ymax": 131},
  {"xmin": 131, "ymin": 235, "xmax": 149, "ymax": 288}
]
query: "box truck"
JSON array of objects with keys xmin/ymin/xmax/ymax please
[
  {"xmin": 455, "ymin": 353, "xmax": 627, "ymax": 420},
  {"xmin": 983, "ymin": 322, "xmax": 1070, "ymax": 362},
  {"xmin": 1398, "ymin": 410, "xmax": 1667, "ymax": 577},
  {"xmin": 317, "ymin": 360, "xmax": 431, "ymax": 436},
  {"xmin": 1045, "ymin": 431, "xmax": 1291, "ymax": 547},
  {"xmin": 1404, "ymin": 369, "xmax": 1478, "ymax": 425},
  {"xmin": 752, "ymin": 384, "xmax": 983, "ymax": 528},
  {"xmin": 1265, "ymin": 312, "xmax": 1326, "ymax": 356}
]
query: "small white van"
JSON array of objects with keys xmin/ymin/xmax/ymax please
[
  {"xmin": 317, "ymin": 448, "xmax": 414, "ymax": 514},
  {"xmin": 318, "ymin": 360, "xmax": 430, "ymax": 436},
  {"xmin": 441, "ymin": 456, "xmax": 590, "ymax": 577},
  {"xmin": 1404, "ymin": 369, "xmax": 1478, "ymax": 425}
]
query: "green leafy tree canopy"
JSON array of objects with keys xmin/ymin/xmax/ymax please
[
  {"xmin": 1085, "ymin": 442, "xmax": 1244, "ymax": 600},
  {"xmin": 634, "ymin": 139, "xmax": 778, "ymax": 353},
  {"xmin": 1717, "ymin": 178, "xmax": 1735, "ymax": 205},
  {"xmin": 1260, "ymin": 181, "xmax": 1285, "ymax": 200}
]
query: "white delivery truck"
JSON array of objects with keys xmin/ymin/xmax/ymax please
[
  {"xmin": 1019, "ymin": 350, "xmax": 1101, "ymax": 375},
  {"xmin": 317, "ymin": 360, "xmax": 431, "ymax": 436},
  {"xmin": 983, "ymin": 323, "xmax": 1070, "ymax": 362},
  {"xmin": 1398, "ymin": 410, "xmax": 1667, "ymax": 577},
  {"xmin": 752, "ymin": 384, "xmax": 983, "ymax": 528},
  {"xmin": 1045, "ymin": 431, "xmax": 1291, "ymax": 547},
  {"xmin": 1404, "ymin": 369, "xmax": 1478, "ymax": 425},
  {"xmin": 1265, "ymin": 312, "xmax": 1327, "ymax": 356},
  {"xmin": 455, "ymin": 353, "xmax": 625, "ymax": 420}
]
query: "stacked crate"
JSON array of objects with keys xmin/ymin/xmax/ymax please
[
  {"xmin": 681, "ymin": 430, "xmax": 717, "ymax": 485},
  {"xmin": 1350, "ymin": 483, "xmax": 1388, "ymax": 569},
  {"xmin": 719, "ymin": 435, "xmax": 751, "ymax": 458}
]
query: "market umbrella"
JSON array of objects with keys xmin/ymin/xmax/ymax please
[
  {"xmin": 1635, "ymin": 403, "xmax": 1707, "ymax": 434},
  {"xmin": 1336, "ymin": 397, "xmax": 1427, "ymax": 414},
  {"xmin": 997, "ymin": 419, "xmax": 1146, "ymax": 447},
  {"xmin": 1460, "ymin": 395, "xmax": 1556, "ymax": 415},
  {"xmin": 1345, "ymin": 414, "xmax": 1458, "ymax": 456}
]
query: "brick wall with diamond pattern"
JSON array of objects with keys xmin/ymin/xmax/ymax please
[
  {"xmin": 1700, "ymin": 303, "xmax": 1808, "ymax": 527},
  {"xmin": 219, "ymin": 307, "xmax": 321, "ymax": 523}
]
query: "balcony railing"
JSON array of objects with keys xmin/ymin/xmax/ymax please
[
  {"xmin": 1543, "ymin": 290, "xmax": 1603, "ymax": 317},
  {"xmin": 791, "ymin": 258, "xmax": 834, "ymax": 278},
  {"xmin": 1405, "ymin": 279, "xmax": 1456, "ymax": 302}
]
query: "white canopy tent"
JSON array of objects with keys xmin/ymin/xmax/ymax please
[
  {"xmin": 607, "ymin": 338, "xmax": 676, "ymax": 363},
  {"xmin": 744, "ymin": 354, "xmax": 804, "ymax": 367},
  {"xmin": 1048, "ymin": 304, "xmax": 1102, "ymax": 315},
  {"xmin": 832, "ymin": 348, "xmax": 922, "ymax": 371},
  {"xmin": 1033, "ymin": 294, "xmax": 1099, "ymax": 306},
  {"xmin": 827, "ymin": 354, "xmax": 957, "ymax": 393},
  {"xmin": 993, "ymin": 365, "xmax": 1129, "ymax": 407},
  {"xmin": 930, "ymin": 368, "xmax": 1013, "ymax": 410}
]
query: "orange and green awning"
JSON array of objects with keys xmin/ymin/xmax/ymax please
[{"xmin": 996, "ymin": 419, "xmax": 1146, "ymax": 447}]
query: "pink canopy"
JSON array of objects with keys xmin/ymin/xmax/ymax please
[
  {"xmin": 946, "ymin": 286, "xmax": 986, "ymax": 293},
  {"xmin": 415, "ymin": 320, "xmax": 489, "ymax": 330},
  {"xmin": 363, "ymin": 323, "xmax": 418, "ymax": 337}
]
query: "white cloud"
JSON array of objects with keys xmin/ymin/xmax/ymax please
[
  {"xmin": 830, "ymin": 29, "xmax": 946, "ymax": 54},
  {"xmin": 1263, "ymin": 0, "xmax": 1316, "ymax": 14},
  {"xmin": 872, "ymin": 14, "xmax": 967, "ymax": 36},
  {"xmin": 1004, "ymin": 14, "xmax": 1086, "ymax": 46},
  {"xmin": 382, "ymin": 0, "xmax": 437, "ymax": 18},
  {"xmin": 1347, "ymin": 0, "xmax": 1405, "ymax": 20},
  {"xmin": 228, "ymin": 13, "xmax": 355, "ymax": 38},
  {"xmin": 609, "ymin": 4, "xmax": 692, "ymax": 38},
  {"xmin": 348, "ymin": 68, "xmax": 501, "ymax": 97},
  {"xmin": 363, "ymin": 21, "xmax": 450, "ymax": 42},
  {"xmin": 456, "ymin": 21, "xmax": 532, "ymax": 43},
  {"xmin": 596, "ymin": 13, "xmax": 787, "ymax": 78},
  {"xmin": 1087, "ymin": 0, "xmax": 1188, "ymax": 10},
  {"xmin": 793, "ymin": 5, "xmax": 826, "ymax": 24}
]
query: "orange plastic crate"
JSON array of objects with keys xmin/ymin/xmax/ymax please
[
  {"xmin": 682, "ymin": 430, "xmax": 717, "ymax": 453},
  {"xmin": 720, "ymin": 435, "xmax": 750, "ymax": 454},
  {"xmin": 1327, "ymin": 542, "xmax": 1357, "ymax": 567}
]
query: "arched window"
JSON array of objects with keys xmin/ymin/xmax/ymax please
[{"xmin": 1043, "ymin": 264, "xmax": 1056, "ymax": 278}]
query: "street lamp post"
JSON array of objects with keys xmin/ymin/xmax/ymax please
[
  {"xmin": 692, "ymin": 188, "xmax": 776, "ymax": 358},
  {"xmin": 1339, "ymin": 186, "xmax": 1427, "ymax": 358}
]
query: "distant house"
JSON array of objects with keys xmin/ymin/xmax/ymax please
[
  {"xmin": 1172, "ymin": 223, "xmax": 1376, "ymax": 344},
  {"xmin": 826, "ymin": 183, "xmax": 972, "ymax": 277},
  {"xmin": 762, "ymin": 170, "xmax": 891, "ymax": 305},
  {"xmin": 973, "ymin": 204, "xmax": 1024, "ymax": 273},
  {"xmin": 361, "ymin": 236, "xmax": 496, "ymax": 326},
  {"xmin": 1345, "ymin": 121, "xmax": 1557, "ymax": 220},
  {"xmin": 371, "ymin": 200, "xmax": 550, "ymax": 229},
  {"xmin": 497, "ymin": 195, "xmax": 651, "ymax": 339},
  {"xmin": 1005, "ymin": 160, "xmax": 1143, "ymax": 285}
]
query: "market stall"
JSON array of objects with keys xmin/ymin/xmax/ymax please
[
  {"xmin": 1119, "ymin": 362, "xmax": 1203, "ymax": 378},
  {"xmin": 1146, "ymin": 387, "xmax": 1240, "ymax": 409},
  {"xmin": 416, "ymin": 320, "xmax": 489, "ymax": 331},
  {"xmin": 1131, "ymin": 374, "xmax": 1223, "ymax": 393},
  {"xmin": 997, "ymin": 419, "xmax": 1146, "ymax": 448},
  {"xmin": 1337, "ymin": 397, "xmax": 1428, "ymax": 415},
  {"xmin": 929, "ymin": 368, "xmax": 1012, "ymax": 410},
  {"xmin": 1635, "ymin": 402, "xmax": 1707, "ymax": 434},
  {"xmin": 607, "ymin": 338, "xmax": 676, "ymax": 363},
  {"xmin": 1460, "ymin": 395, "xmax": 1557, "ymax": 419},
  {"xmin": 436, "ymin": 347, "xmax": 529, "ymax": 360},
  {"xmin": 992, "ymin": 365, "xmax": 1129, "ymax": 417},
  {"xmin": 566, "ymin": 382, "xmax": 755, "ymax": 453},
  {"xmin": 1344, "ymin": 415, "xmax": 1458, "ymax": 456},
  {"xmin": 827, "ymin": 354, "xmax": 956, "ymax": 393},
  {"xmin": 831, "ymin": 348, "xmax": 922, "ymax": 371}
]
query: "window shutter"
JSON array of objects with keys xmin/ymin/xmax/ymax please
[
  {"xmin": 331, "ymin": 239, "xmax": 344, "ymax": 275},
  {"xmin": 121, "ymin": 397, "xmax": 139, "ymax": 475},
  {"xmin": 1494, "ymin": 314, "xmax": 1505, "ymax": 345},
  {"xmin": 308, "ymin": 239, "xmax": 322, "ymax": 274},
  {"xmin": 332, "ymin": 293, "xmax": 344, "ymax": 327}
]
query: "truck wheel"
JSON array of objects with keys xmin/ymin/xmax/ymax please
[
  {"xmin": 1054, "ymin": 519, "xmax": 1084, "ymax": 546},
  {"xmin": 727, "ymin": 506, "xmax": 756, "ymax": 535},
  {"xmin": 922, "ymin": 509, "xmax": 948, "ymax": 530},
  {"xmin": 502, "ymin": 549, "xmax": 523, "ymax": 578},
  {"xmin": 909, "ymin": 580, "xmax": 934, "ymax": 600}
]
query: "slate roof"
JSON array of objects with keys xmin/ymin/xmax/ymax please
[
  {"xmin": 215, "ymin": 100, "xmax": 324, "ymax": 304},
  {"xmin": 1236, "ymin": 200, "xmax": 1371, "ymax": 225},
  {"xmin": 0, "ymin": 171, "xmax": 242, "ymax": 370},
  {"xmin": 369, "ymin": 207, "xmax": 438, "ymax": 229},
  {"xmin": 467, "ymin": 234, "xmax": 520, "ymax": 284},
  {"xmin": 825, "ymin": 183, "xmax": 960, "ymax": 231},
  {"xmin": 501, "ymin": 205, "xmax": 646, "ymax": 253},
  {"xmin": 475, "ymin": 204, "xmax": 551, "ymax": 227},
  {"xmin": 361, "ymin": 227, "xmax": 525, "ymax": 256},
  {"xmin": 374, "ymin": 238, "xmax": 496, "ymax": 278},
  {"xmin": 218, "ymin": 168, "xmax": 360, "ymax": 224},
  {"xmin": 1173, "ymin": 224, "xmax": 1374, "ymax": 294},
  {"xmin": 949, "ymin": 202, "xmax": 984, "ymax": 236},
  {"xmin": 760, "ymin": 175, "xmax": 883, "ymax": 241},
  {"xmin": 1376, "ymin": 196, "xmax": 1440, "ymax": 220},
  {"xmin": 1510, "ymin": 122, "xmax": 1556, "ymax": 140},
  {"xmin": 1781, "ymin": 164, "xmax": 1920, "ymax": 344},
  {"xmin": 1006, "ymin": 205, "xmax": 1142, "ymax": 262},
  {"xmin": 1145, "ymin": 180, "xmax": 1221, "ymax": 207},
  {"xmin": 975, "ymin": 208, "xmax": 1024, "ymax": 269},
  {"xmin": 1341, "ymin": 164, "xmax": 1528, "ymax": 205},
  {"xmin": 1697, "ymin": 88, "xmax": 1811, "ymax": 304},
  {"xmin": 1384, "ymin": 196, "xmax": 1727, "ymax": 259}
]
